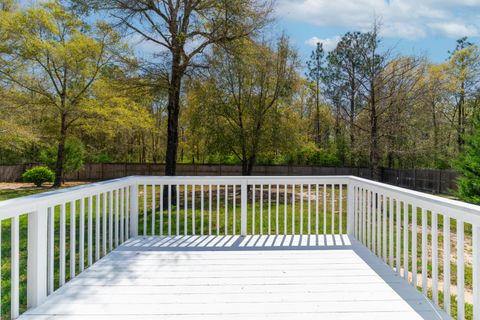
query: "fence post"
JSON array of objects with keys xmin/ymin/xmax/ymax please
[
  {"xmin": 241, "ymin": 181, "xmax": 248, "ymax": 236},
  {"xmin": 347, "ymin": 180, "xmax": 355, "ymax": 236},
  {"xmin": 27, "ymin": 206, "xmax": 48, "ymax": 308},
  {"xmin": 130, "ymin": 183, "xmax": 139, "ymax": 237}
]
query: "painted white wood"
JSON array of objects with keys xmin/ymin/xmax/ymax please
[
  {"xmin": 241, "ymin": 183, "xmax": 247, "ymax": 236},
  {"xmin": 292, "ymin": 184, "xmax": 295, "ymax": 234},
  {"xmin": 19, "ymin": 236, "xmax": 447, "ymax": 320},
  {"xmin": 331, "ymin": 184, "xmax": 335, "ymax": 235},
  {"xmin": 217, "ymin": 185, "xmax": 220, "ymax": 235},
  {"xmin": 300, "ymin": 184, "xmax": 303, "ymax": 235},
  {"xmin": 275, "ymin": 184, "xmax": 280, "ymax": 235},
  {"xmin": 372, "ymin": 192, "xmax": 376, "ymax": 254},
  {"xmin": 143, "ymin": 185, "xmax": 147, "ymax": 236},
  {"xmin": 168, "ymin": 185, "xmax": 172, "ymax": 236},
  {"xmin": 79, "ymin": 199, "xmax": 85, "ymax": 273},
  {"xmin": 109, "ymin": 192, "xmax": 113, "ymax": 252},
  {"xmin": 115, "ymin": 190, "xmax": 119, "ymax": 248},
  {"xmin": 151, "ymin": 185, "xmax": 156, "ymax": 236},
  {"xmin": 323, "ymin": 184, "xmax": 327, "ymax": 235},
  {"xmin": 474, "ymin": 224, "xmax": 480, "ymax": 320},
  {"xmin": 403, "ymin": 202, "xmax": 408, "ymax": 281},
  {"xmin": 200, "ymin": 185, "xmax": 204, "ymax": 236},
  {"xmin": 457, "ymin": 219, "xmax": 465, "ymax": 320},
  {"xmin": 268, "ymin": 184, "xmax": 272, "ymax": 235},
  {"xmin": 129, "ymin": 185, "xmax": 138, "ymax": 238},
  {"xmin": 443, "ymin": 216, "xmax": 450, "ymax": 315},
  {"xmin": 432, "ymin": 212, "xmax": 438, "ymax": 305},
  {"xmin": 389, "ymin": 197, "xmax": 394, "ymax": 268},
  {"xmin": 233, "ymin": 185, "xmax": 237, "ymax": 235},
  {"xmin": 27, "ymin": 207, "xmax": 48, "ymax": 308},
  {"xmin": 177, "ymin": 185, "xmax": 180, "ymax": 236},
  {"xmin": 88, "ymin": 196, "xmax": 93, "ymax": 266},
  {"xmin": 95, "ymin": 194, "xmax": 100, "ymax": 261},
  {"xmin": 421, "ymin": 208, "xmax": 427, "ymax": 295},
  {"xmin": 102, "ymin": 194, "xmax": 106, "ymax": 257},
  {"xmin": 284, "ymin": 184, "xmax": 287, "ymax": 235},
  {"xmin": 396, "ymin": 199, "xmax": 401, "ymax": 274},
  {"xmin": 382, "ymin": 195, "xmax": 387, "ymax": 262},
  {"xmin": 70, "ymin": 201, "xmax": 76, "ymax": 279},
  {"xmin": 11, "ymin": 215, "xmax": 20, "ymax": 319},
  {"xmin": 411, "ymin": 206, "xmax": 417, "ymax": 289},
  {"xmin": 209, "ymin": 184, "xmax": 213, "ymax": 236},
  {"xmin": 1, "ymin": 175, "xmax": 478, "ymax": 320},
  {"xmin": 225, "ymin": 185, "xmax": 229, "ymax": 235},
  {"xmin": 260, "ymin": 184, "xmax": 264, "ymax": 235},
  {"xmin": 192, "ymin": 184, "xmax": 196, "ymax": 235},
  {"xmin": 59, "ymin": 203, "xmax": 66, "ymax": 286},
  {"xmin": 316, "ymin": 184, "xmax": 319, "ymax": 235},
  {"xmin": 184, "ymin": 185, "xmax": 188, "ymax": 235},
  {"xmin": 367, "ymin": 190, "xmax": 375, "ymax": 252}
]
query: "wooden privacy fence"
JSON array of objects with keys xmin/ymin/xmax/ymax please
[{"xmin": 0, "ymin": 163, "xmax": 459, "ymax": 194}]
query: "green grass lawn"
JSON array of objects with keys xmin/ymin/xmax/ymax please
[{"xmin": 0, "ymin": 184, "xmax": 475, "ymax": 320}]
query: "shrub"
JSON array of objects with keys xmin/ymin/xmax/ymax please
[{"xmin": 22, "ymin": 166, "xmax": 55, "ymax": 187}]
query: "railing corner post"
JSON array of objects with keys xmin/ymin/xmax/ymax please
[
  {"xmin": 241, "ymin": 181, "xmax": 248, "ymax": 236},
  {"xmin": 347, "ymin": 181, "xmax": 355, "ymax": 236},
  {"xmin": 130, "ymin": 183, "xmax": 139, "ymax": 237},
  {"xmin": 27, "ymin": 206, "xmax": 48, "ymax": 308}
]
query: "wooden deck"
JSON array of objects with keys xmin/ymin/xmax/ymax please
[{"xmin": 20, "ymin": 235, "xmax": 448, "ymax": 320}]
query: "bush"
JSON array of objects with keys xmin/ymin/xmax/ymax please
[{"xmin": 22, "ymin": 166, "xmax": 55, "ymax": 187}]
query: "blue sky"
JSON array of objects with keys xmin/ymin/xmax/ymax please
[{"xmin": 274, "ymin": 0, "xmax": 480, "ymax": 64}]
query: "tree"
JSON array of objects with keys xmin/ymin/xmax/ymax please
[
  {"xmin": 327, "ymin": 32, "xmax": 364, "ymax": 164},
  {"xmin": 0, "ymin": 1, "xmax": 122, "ymax": 186},
  {"xmin": 306, "ymin": 42, "xmax": 324, "ymax": 147},
  {"xmin": 73, "ymin": 0, "xmax": 273, "ymax": 177},
  {"xmin": 190, "ymin": 36, "xmax": 299, "ymax": 175},
  {"xmin": 446, "ymin": 37, "xmax": 480, "ymax": 152},
  {"xmin": 455, "ymin": 111, "xmax": 480, "ymax": 204},
  {"xmin": 354, "ymin": 25, "xmax": 387, "ymax": 179}
]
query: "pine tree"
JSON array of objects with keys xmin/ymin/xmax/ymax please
[{"xmin": 455, "ymin": 111, "xmax": 480, "ymax": 204}]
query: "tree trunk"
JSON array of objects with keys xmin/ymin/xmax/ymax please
[
  {"xmin": 53, "ymin": 114, "xmax": 67, "ymax": 188},
  {"xmin": 164, "ymin": 52, "xmax": 184, "ymax": 206},
  {"xmin": 165, "ymin": 53, "xmax": 184, "ymax": 177}
]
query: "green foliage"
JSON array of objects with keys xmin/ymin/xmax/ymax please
[
  {"xmin": 287, "ymin": 143, "xmax": 341, "ymax": 166},
  {"xmin": 454, "ymin": 112, "xmax": 480, "ymax": 204},
  {"xmin": 40, "ymin": 138, "xmax": 85, "ymax": 175},
  {"xmin": 22, "ymin": 166, "xmax": 54, "ymax": 187}
]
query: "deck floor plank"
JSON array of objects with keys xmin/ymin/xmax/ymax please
[{"xmin": 20, "ymin": 235, "xmax": 448, "ymax": 320}]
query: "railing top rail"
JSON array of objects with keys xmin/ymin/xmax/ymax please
[
  {"xmin": 350, "ymin": 176, "xmax": 480, "ymax": 220},
  {"xmin": 2, "ymin": 174, "xmax": 479, "ymax": 223},
  {"xmin": 131, "ymin": 175, "xmax": 350, "ymax": 184},
  {"xmin": 0, "ymin": 176, "xmax": 136, "ymax": 217}
]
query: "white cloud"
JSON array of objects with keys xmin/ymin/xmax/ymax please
[
  {"xmin": 276, "ymin": 0, "xmax": 480, "ymax": 40},
  {"xmin": 429, "ymin": 22, "xmax": 479, "ymax": 38},
  {"xmin": 305, "ymin": 36, "xmax": 341, "ymax": 51}
]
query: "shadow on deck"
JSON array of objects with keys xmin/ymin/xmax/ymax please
[{"xmin": 20, "ymin": 235, "xmax": 449, "ymax": 320}]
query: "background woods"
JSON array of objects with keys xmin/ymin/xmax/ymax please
[{"xmin": 1, "ymin": 0, "xmax": 480, "ymax": 189}]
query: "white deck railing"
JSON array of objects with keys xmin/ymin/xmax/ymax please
[{"xmin": 0, "ymin": 175, "xmax": 478, "ymax": 319}]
